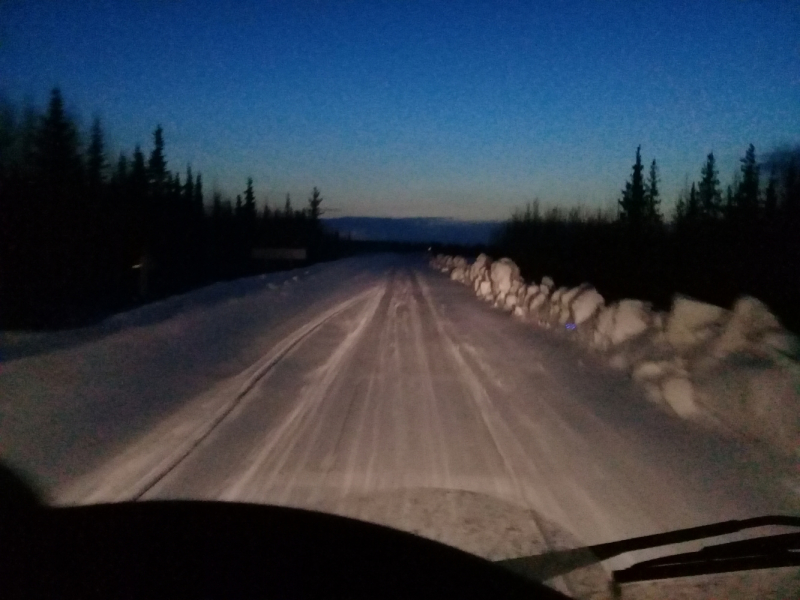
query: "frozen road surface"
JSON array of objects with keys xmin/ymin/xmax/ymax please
[{"xmin": 2, "ymin": 254, "xmax": 797, "ymax": 588}]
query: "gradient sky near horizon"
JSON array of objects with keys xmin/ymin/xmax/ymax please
[{"xmin": 2, "ymin": 0, "xmax": 799, "ymax": 220}]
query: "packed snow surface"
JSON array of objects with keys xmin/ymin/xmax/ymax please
[{"xmin": 2, "ymin": 254, "xmax": 796, "ymax": 586}]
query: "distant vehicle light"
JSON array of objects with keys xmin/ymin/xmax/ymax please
[{"xmin": 132, "ymin": 263, "xmax": 143, "ymax": 270}]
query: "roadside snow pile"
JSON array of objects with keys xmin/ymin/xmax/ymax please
[{"xmin": 429, "ymin": 253, "xmax": 800, "ymax": 457}]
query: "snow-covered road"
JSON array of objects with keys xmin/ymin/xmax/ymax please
[{"xmin": 2, "ymin": 254, "xmax": 796, "ymax": 571}]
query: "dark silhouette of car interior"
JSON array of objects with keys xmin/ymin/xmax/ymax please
[{"xmin": 2, "ymin": 463, "xmax": 799, "ymax": 599}]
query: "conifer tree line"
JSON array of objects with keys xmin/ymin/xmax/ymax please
[
  {"xmin": 496, "ymin": 144, "xmax": 800, "ymax": 331},
  {"xmin": 0, "ymin": 88, "xmax": 337, "ymax": 328}
]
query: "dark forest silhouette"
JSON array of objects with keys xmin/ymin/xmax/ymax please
[
  {"xmin": 3, "ymin": 89, "xmax": 799, "ymax": 331},
  {"xmin": 0, "ymin": 88, "xmax": 341, "ymax": 328},
  {"xmin": 495, "ymin": 144, "xmax": 800, "ymax": 332}
]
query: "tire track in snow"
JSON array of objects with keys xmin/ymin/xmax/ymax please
[
  {"xmin": 314, "ymin": 269, "xmax": 455, "ymax": 507},
  {"xmin": 415, "ymin": 272, "xmax": 557, "ymax": 514},
  {"xmin": 56, "ymin": 285, "xmax": 385, "ymax": 504},
  {"xmin": 406, "ymin": 271, "xmax": 454, "ymax": 490},
  {"xmin": 413, "ymin": 271, "xmax": 582, "ymax": 597},
  {"xmin": 309, "ymin": 272, "xmax": 408, "ymax": 506},
  {"xmin": 218, "ymin": 281, "xmax": 386, "ymax": 503}
]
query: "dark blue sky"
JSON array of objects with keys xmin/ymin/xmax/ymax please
[{"xmin": 2, "ymin": 0, "xmax": 798, "ymax": 219}]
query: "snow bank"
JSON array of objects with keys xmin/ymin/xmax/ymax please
[{"xmin": 429, "ymin": 253, "xmax": 800, "ymax": 458}]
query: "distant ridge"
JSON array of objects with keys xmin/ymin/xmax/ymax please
[{"xmin": 322, "ymin": 217, "xmax": 501, "ymax": 246}]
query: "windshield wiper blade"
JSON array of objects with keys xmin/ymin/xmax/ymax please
[
  {"xmin": 497, "ymin": 515, "xmax": 800, "ymax": 582},
  {"xmin": 613, "ymin": 531, "xmax": 800, "ymax": 583}
]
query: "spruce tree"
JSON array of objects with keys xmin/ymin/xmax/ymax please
[
  {"xmin": 308, "ymin": 186, "xmax": 323, "ymax": 220},
  {"xmin": 129, "ymin": 145, "xmax": 150, "ymax": 278},
  {"xmin": 147, "ymin": 125, "xmax": 167, "ymax": 195},
  {"xmin": 675, "ymin": 191, "xmax": 687, "ymax": 223},
  {"xmin": 687, "ymin": 182, "xmax": 700, "ymax": 221},
  {"xmin": 724, "ymin": 185, "xmax": 734, "ymax": 220},
  {"xmin": 130, "ymin": 145, "xmax": 148, "ymax": 199},
  {"xmin": 243, "ymin": 178, "xmax": 256, "ymax": 219},
  {"xmin": 735, "ymin": 144, "xmax": 760, "ymax": 218},
  {"xmin": 618, "ymin": 146, "xmax": 646, "ymax": 226},
  {"xmin": 113, "ymin": 153, "xmax": 128, "ymax": 186},
  {"xmin": 31, "ymin": 88, "xmax": 87, "ymax": 316},
  {"xmin": 698, "ymin": 152, "xmax": 721, "ymax": 219},
  {"xmin": 645, "ymin": 159, "xmax": 662, "ymax": 224},
  {"xmin": 284, "ymin": 193, "xmax": 293, "ymax": 218},
  {"xmin": 172, "ymin": 173, "xmax": 182, "ymax": 202},
  {"xmin": 184, "ymin": 165, "xmax": 194, "ymax": 205},
  {"xmin": 86, "ymin": 116, "xmax": 106, "ymax": 190},
  {"xmin": 34, "ymin": 87, "xmax": 83, "ymax": 189},
  {"xmin": 193, "ymin": 173, "xmax": 204, "ymax": 217}
]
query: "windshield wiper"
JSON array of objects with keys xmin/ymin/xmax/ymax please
[
  {"xmin": 497, "ymin": 516, "xmax": 800, "ymax": 583},
  {"xmin": 613, "ymin": 529, "xmax": 800, "ymax": 583}
]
